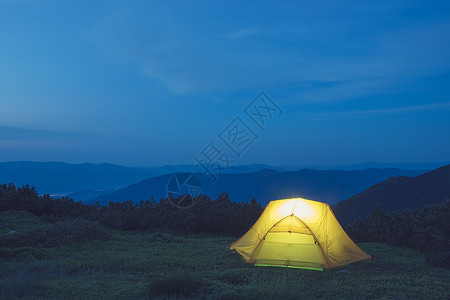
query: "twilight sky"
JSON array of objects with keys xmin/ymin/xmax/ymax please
[{"xmin": 1, "ymin": 0, "xmax": 449, "ymax": 167}]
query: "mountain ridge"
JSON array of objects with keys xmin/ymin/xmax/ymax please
[
  {"xmin": 332, "ymin": 164, "xmax": 450, "ymax": 225},
  {"xmin": 1, "ymin": 161, "xmax": 440, "ymax": 202},
  {"xmin": 89, "ymin": 168, "xmax": 428, "ymax": 206}
]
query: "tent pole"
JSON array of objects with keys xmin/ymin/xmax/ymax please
[
  {"xmin": 292, "ymin": 215, "xmax": 331, "ymax": 269},
  {"xmin": 247, "ymin": 215, "xmax": 292, "ymax": 263}
]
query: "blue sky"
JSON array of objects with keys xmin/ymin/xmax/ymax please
[{"xmin": 0, "ymin": 0, "xmax": 449, "ymax": 167}]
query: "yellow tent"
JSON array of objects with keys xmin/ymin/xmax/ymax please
[{"xmin": 230, "ymin": 198, "xmax": 370, "ymax": 270}]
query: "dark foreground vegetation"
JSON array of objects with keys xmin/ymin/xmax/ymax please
[
  {"xmin": 1, "ymin": 210, "xmax": 449, "ymax": 299},
  {"xmin": 0, "ymin": 183, "xmax": 262, "ymax": 235},
  {"xmin": 1, "ymin": 183, "xmax": 449, "ymax": 267},
  {"xmin": 1, "ymin": 183, "xmax": 449, "ymax": 298},
  {"xmin": 346, "ymin": 200, "xmax": 450, "ymax": 268}
]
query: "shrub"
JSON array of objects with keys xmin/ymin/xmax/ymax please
[
  {"xmin": 22, "ymin": 218, "xmax": 108, "ymax": 247},
  {"xmin": 1, "ymin": 184, "xmax": 264, "ymax": 236},
  {"xmin": 426, "ymin": 251, "xmax": 450, "ymax": 269},
  {"xmin": 0, "ymin": 247, "xmax": 13, "ymax": 258},
  {"xmin": 346, "ymin": 200, "xmax": 450, "ymax": 267},
  {"xmin": 0, "ymin": 234, "xmax": 23, "ymax": 248},
  {"xmin": 148, "ymin": 268, "xmax": 203, "ymax": 297}
]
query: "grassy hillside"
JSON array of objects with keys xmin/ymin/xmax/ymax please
[
  {"xmin": 1, "ymin": 211, "xmax": 449, "ymax": 299},
  {"xmin": 333, "ymin": 164, "xmax": 450, "ymax": 225}
]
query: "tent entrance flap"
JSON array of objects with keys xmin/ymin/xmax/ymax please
[{"xmin": 249, "ymin": 215, "xmax": 328, "ymax": 268}]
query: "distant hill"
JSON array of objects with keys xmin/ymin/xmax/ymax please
[
  {"xmin": 0, "ymin": 161, "xmax": 279, "ymax": 199},
  {"xmin": 148, "ymin": 163, "xmax": 277, "ymax": 175},
  {"xmin": 89, "ymin": 168, "xmax": 427, "ymax": 206},
  {"xmin": 0, "ymin": 161, "xmax": 157, "ymax": 197},
  {"xmin": 2, "ymin": 161, "xmax": 442, "ymax": 204},
  {"xmin": 0, "ymin": 161, "xmax": 305, "ymax": 200},
  {"xmin": 312, "ymin": 161, "xmax": 449, "ymax": 171},
  {"xmin": 150, "ymin": 162, "xmax": 448, "ymax": 172},
  {"xmin": 333, "ymin": 164, "xmax": 450, "ymax": 225}
]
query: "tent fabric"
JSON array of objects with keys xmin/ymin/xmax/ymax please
[{"xmin": 230, "ymin": 198, "xmax": 371, "ymax": 269}]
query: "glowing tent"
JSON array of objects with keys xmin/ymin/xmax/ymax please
[{"xmin": 230, "ymin": 198, "xmax": 370, "ymax": 270}]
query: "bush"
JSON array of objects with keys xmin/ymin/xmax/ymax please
[
  {"xmin": 148, "ymin": 268, "xmax": 203, "ymax": 297},
  {"xmin": 0, "ymin": 184, "xmax": 97, "ymax": 218},
  {"xmin": 0, "ymin": 234, "xmax": 23, "ymax": 248},
  {"xmin": 1, "ymin": 184, "xmax": 264, "ymax": 236},
  {"xmin": 0, "ymin": 247, "xmax": 13, "ymax": 258},
  {"xmin": 21, "ymin": 218, "xmax": 108, "ymax": 247},
  {"xmin": 346, "ymin": 200, "xmax": 450, "ymax": 267},
  {"xmin": 426, "ymin": 251, "xmax": 450, "ymax": 269}
]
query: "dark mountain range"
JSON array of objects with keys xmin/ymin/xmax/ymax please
[
  {"xmin": 148, "ymin": 164, "xmax": 278, "ymax": 175},
  {"xmin": 144, "ymin": 162, "xmax": 447, "ymax": 173},
  {"xmin": 3, "ymin": 161, "xmax": 443, "ymax": 205},
  {"xmin": 0, "ymin": 161, "xmax": 306, "ymax": 198},
  {"xmin": 333, "ymin": 164, "xmax": 450, "ymax": 225},
  {"xmin": 0, "ymin": 161, "xmax": 157, "ymax": 196},
  {"xmin": 312, "ymin": 161, "xmax": 449, "ymax": 171},
  {"xmin": 89, "ymin": 168, "xmax": 427, "ymax": 206}
]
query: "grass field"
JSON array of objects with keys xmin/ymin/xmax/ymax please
[{"xmin": 1, "ymin": 210, "xmax": 449, "ymax": 299}]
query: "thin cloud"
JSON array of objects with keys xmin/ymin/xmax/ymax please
[
  {"xmin": 89, "ymin": 2, "xmax": 450, "ymax": 99},
  {"xmin": 0, "ymin": 125, "xmax": 101, "ymax": 141},
  {"xmin": 222, "ymin": 28, "xmax": 261, "ymax": 39},
  {"xmin": 308, "ymin": 102, "xmax": 450, "ymax": 119}
]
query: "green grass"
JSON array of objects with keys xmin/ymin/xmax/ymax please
[{"xmin": 1, "ymin": 210, "xmax": 449, "ymax": 299}]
